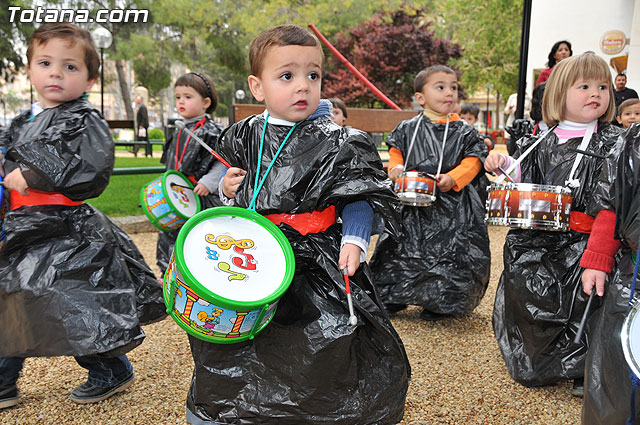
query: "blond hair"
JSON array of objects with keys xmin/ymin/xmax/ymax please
[{"xmin": 542, "ymin": 52, "xmax": 615, "ymax": 125}]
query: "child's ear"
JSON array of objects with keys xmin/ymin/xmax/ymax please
[
  {"xmin": 414, "ymin": 91, "xmax": 426, "ymax": 107},
  {"xmin": 617, "ymin": 115, "xmax": 623, "ymax": 124},
  {"xmin": 84, "ymin": 77, "xmax": 97, "ymax": 94},
  {"xmin": 248, "ymin": 75, "xmax": 265, "ymax": 102}
]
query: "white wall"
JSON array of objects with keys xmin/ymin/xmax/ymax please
[{"xmin": 527, "ymin": 0, "xmax": 635, "ymax": 95}]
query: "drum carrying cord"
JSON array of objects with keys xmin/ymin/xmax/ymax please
[
  {"xmin": 627, "ymin": 246, "xmax": 640, "ymax": 425},
  {"xmin": 496, "ymin": 125, "xmax": 557, "ymax": 184},
  {"xmin": 433, "ymin": 116, "xmax": 451, "ymax": 196},
  {"xmin": 248, "ymin": 113, "xmax": 300, "ymax": 211},
  {"xmin": 565, "ymin": 120, "xmax": 597, "ymax": 189},
  {"xmin": 402, "ymin": 113, "xmax": 424, "ymax": 171}
]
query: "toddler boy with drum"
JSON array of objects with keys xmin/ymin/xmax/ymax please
[
  {"xmin": 184, "ymin": 24, "xmax": 410, "ymax": 425},
  {"xmin": 369, "ymin": 65, "xmax": 490, "ymax": 321}
]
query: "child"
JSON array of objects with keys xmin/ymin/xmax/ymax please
[
  {"xmin": 157, "ymin": 72, "xmax": 225, "ymax": 274},
  {"xmin": 186, "ymin": 25, "xmax": 410, "ymax": 425},
  {"xmin": 484, "ymin": 52, "xmax": 621, "ymax": 394},
  {"xmin": 460, "ymin": 102, "xmax": 494, "ymax": 150},
  {"xmin": 369, "ymin": 66, "xmax": 490, "ymax": 320},
  {"xmin": 579, "ymin": 123, "xmax": 640, "ymax": 424},
  {"xmin": 617, "ymin": 98, "xmax": 640, "ymax": 128},
  {"xmin": 329, "ymin": 97, "xmax": 348, "ymax": 126},
  {"xmin": 0, "ymin": 23, "xmax": 165, "ymax": 409}
]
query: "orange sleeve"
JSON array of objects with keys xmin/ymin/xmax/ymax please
[
  {"xmin": 447, "ymin": 157, "xmax": 482, "ymax": 192},
  {"xmin": 388, "ymin": 147, "xmax": 404, "ymax": 172}
]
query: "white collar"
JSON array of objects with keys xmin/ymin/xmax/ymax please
[
  {"xmin": 261, "ymin": 110, "xmax": 296, "ymax": 127},
  {"xmin": 558, "ymin": 120, "xmax": 595, "ymax": 130}
]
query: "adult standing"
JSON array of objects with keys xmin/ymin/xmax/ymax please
[
  {"xmin": 613, "ymin": 73, "xmax": 638, "ymax": 108},
  {"xmin": 134, "ymin": 95, "xmax": 150, "ymax": 157},
  {"xmin": 536, "ymin": 40, "xmax": 572, "ymax": 86}
]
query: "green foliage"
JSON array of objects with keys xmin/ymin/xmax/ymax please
[
  {"xmin": 148, "ymin": 128, "xmax": 164, "ymax": 140},
  {"xmin": 0, "ymin": 0, "xmax": 33, "ymax": 83}
]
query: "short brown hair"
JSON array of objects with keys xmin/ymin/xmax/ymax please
[
  {"xmin": 542, "ymin": 52, "xmax": 615, "ymax": 125},
  {"xmin": 618, "ymin": 98, "xmax": 640, "ymax": 115},
  {"xmin": 175, "ymin": 72, "xmax": 218, "ymax": 114},
  {"xmin": 413, "ymin": 65, "xmax": 456, "ymax": 93},
  {"xmin": 249, "ymin": 25, "xmax": 324, "ymax": 77},
  {"xmin": 26, "ymin": 23, "xmax": 100, "ymax": 81}
]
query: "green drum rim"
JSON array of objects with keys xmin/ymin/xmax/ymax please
[
  {"xmin": 161, "ymin": 170, "xmax": 202, "ymax": 220},
  {"xmin": 174, "ymin": 206, "xmax": 295, "ymax": 310},
  {"xmin": 139, "ymin": 175, "xmax": 171, "ymax": 232}
]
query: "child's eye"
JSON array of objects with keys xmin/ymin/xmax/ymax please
[
  {"xmin": 599, "ymin": 84, "xmax": 608, "ymax": 90},
  {"xmin": 308, "ymin": 72, "xmax": 319, "ymax": 81},
  {"xmin": 579, "ymin": 84, "xmax": 589, "ymax": 90},
  {"xmin": 436, "ymin": 85, "xmax": 444, "ymax": 90},
  {"xmin": 280, "ymin": 72, "xmax": 293, "ymax": 81},
  {"xmin": 39, "ymin": 60, "xmax": 50, "ymax": 67},
  {"xmin": 451, "ymin": 85, "xmax": 458, "ymax": 91},
  {"xmin": 65, "ymin": 64, "xmax": 77, "ymax": 71}
]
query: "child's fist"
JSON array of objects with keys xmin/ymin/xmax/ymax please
[
  {"xmin": 436, "ymin": 174, "xmax": 455, "ymax": 192},
  {"xmin": 221, "ymin": 167, "xmax": 247, "ymax": 199},
  {"xmin": 484, "ymin": 152, "xmax": 505, "ymax": 173}
]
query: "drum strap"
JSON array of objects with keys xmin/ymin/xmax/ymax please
[
  {"xmin": 9, "ymin": 189, "xmax": 83, "ymax": 209},
  {"xmin": 627, "ymin": 247, "xmax": 640, "ymax": 425},
  {"xmin": 496, "ymin": 125, "xmax": 557, "ymax": 183},
  {"xmin": 175, "ymin": 117, "xmax": 207, "ymax": 170},
  {"xmin": 565, "ymin": 120, "xmax": 597, "ymax": 189}
]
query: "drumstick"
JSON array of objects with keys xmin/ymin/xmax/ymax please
[
  {"xmin": 343, "ymin": 267, "xmax": 358, "ymax": 326},
  {"xmin": 497, "ymin": 166, "xmax": 515, "ymax": 183},
  {"xmin": 169, "ymin": 182, "xmax": 194, "ymax": 191},
  {"xmin": 573, "ymin": 290, "xmax": 596, "ymax": 345},
  {"xmin": 174, "ymin": 121, "xmax": 232, "ymax": 168}
]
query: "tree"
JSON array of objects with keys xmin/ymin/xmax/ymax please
[
  {"xmin": 322, "ymin": 8, "xmax": 462, "ymax": 108},
  {"xmin": 0, "ymin": 0, "xmax": 33, "ymax": 83}
]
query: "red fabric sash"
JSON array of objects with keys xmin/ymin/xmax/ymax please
[
  {"xmin": 10, "ymin": 189, "xmax": 82, "ymax": 210},
  {"xmin": 264, "ymin": 206, "xmax": 336, "ymax": 235}
]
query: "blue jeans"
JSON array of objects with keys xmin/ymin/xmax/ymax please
[{"xmin": 0, "ymin": 355, "xmax": 133, "ymax": 388}]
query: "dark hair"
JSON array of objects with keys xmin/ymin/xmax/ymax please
[
  {"xmin": 174, "ymin": 72, "xmax": 218, "ymax": 114},
  {"xmin": 547, "ymin": 40, "xmax": 573, "ymax": 68},
  {"xmin": 460, "ymin": 103, "xmax": 479, "ymax": 118},
  {"xmin": 530, "ymin": 82, "xmax": 546, "ymax": 123},
  {"xmin": 329, "ymin": 98, "xmax": 347, "ymax": 118},
  {"xmin": 413, "ymin": 65, "xmax": 456, "ymax": 93},
  {"xmin": 616, "ymin": 73, "xmax": 627, "ymax": 80},
  {"xmin": 27, "ymin": 22, "xmax": 100, "ymax": 81},
  {"xmin": 249, "ymin": 25, "xmax": 324, "ymax": 77},
  {"xmin": 618, "ymin": 98, "xmax": 640, "ymax": 115}
]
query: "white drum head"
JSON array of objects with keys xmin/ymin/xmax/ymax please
[
  {"xmin": 622, "ymin": 299, "xmax": 640, "ymax": 378},
  {"xmin": 166, "ymin": 173, "xmax": 199, "ymax": 217}
]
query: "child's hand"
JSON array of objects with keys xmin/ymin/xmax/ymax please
[
  {"xmin": 484, "ymin": 152, "xmax": 505, "ymax": 173},
  {"xmin": 4, "ymin": 168, "xmax": 28, "ymax": 195},
  {"xmin": 193, "ymin": 183, "xmax": 210, "ymax": 196},
  {"xmin": 582, "ymin": 268, "xmax": 607, "ymax": 297},
  {"xmin": 483, "ymin": 137, "xmax": 493, "ymax": 151},
  {"xmin": 222, "ymin": 167, "xmax": 247, "ymax": 199},
  {"xmin": 338, "ymin": 243, "xmax": 362, "ymax": 276},
  {"xmin": 436, "ymin": 174, "xmax": 455, "ymax": 192},
  {"xmin": 388, "ymin": 165, "xmax": 404, "ymax": 181}
]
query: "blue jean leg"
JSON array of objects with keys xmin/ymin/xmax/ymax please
[
  {"xmin": 74, "ymin": 355, "xmax": 133, "ymax": 387},
  {"xmin": 0, "ymin": 357, "xmax": 25, "ymax": 388}
]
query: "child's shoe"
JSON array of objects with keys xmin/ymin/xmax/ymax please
[
  {"xmin": 570, "ymin": 378, "xmax": 584, "ymax": 398},
  {"xmin": 384, "ymin": 303, "xmax": 407, "ymax": 315},
  {"xmin": 70, "ymin": 373, "xmax": 135, "ymax": 404},
  {"xmin": 0, "ymin": 383, "xmax": 21, "ymax": 410}
]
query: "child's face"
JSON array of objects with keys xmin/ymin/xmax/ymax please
[
  {"xmin": 618, "ymin": 104, "xmax": 640, "ymax": 128},
  {"xmin": 415, "ymin": 72, "xmax": 458, "ymax": 115},
  {"xmin": 331, "ymin": 107, "xmax": 345, "ymax": 126},
  {"xmin": 564, "ymin": 78, "xmax": 610, "ymax": 123},
  {"xmin": 27, "ymin": 38, "xmax": 96, "ymax": 109},
  {"xmin": 460, "ymin": 112, "xmax": 477, "ymax": 125},
  {"xmin": 175, "ymin": 85, "xmax": 210, "ymax": 119},
  {"xmin": 248, "ymin": 45, "xmax": 322, "ymax": 122}
]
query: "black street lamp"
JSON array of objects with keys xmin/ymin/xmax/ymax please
[{"xmin": 91, "ymin": 27, "xmax": 112, "ymax": 116}]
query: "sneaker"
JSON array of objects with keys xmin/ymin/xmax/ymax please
[
  {"xmin": 571, "ymin": 378, "xmax": 584, "ymax": 398},
  {"xmin": 70, "ymin": 373, "xmax": 135, "ymax": 404},
  {"xmin": 419, "ymin": 309, "xmax": 449, "ymax": 322},
  {"xmin": 0, "ymin": 383, "xmax": 21, "ymax": 410}
]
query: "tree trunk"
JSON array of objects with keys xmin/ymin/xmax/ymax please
[{"xmin": 115, "ymin": 59, "xmax": 133, "ymax": 121}]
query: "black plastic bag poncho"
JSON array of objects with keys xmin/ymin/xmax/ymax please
[
  {"xmin": 493, "ymin": 122, "xmax": 621, "ymax": 387},
  {"xmin": 157, "ymin": 117, "xmax": 224, "ymax": 274},
  {"xmin": 185, "ymin": 113, "xmax": 410, "ymax": 425},
  {"xmin": 369, "ymin": 114, "xmax": 491, "ymax": 317},
  {"xmin": 582, "ymin": 124, "xmax": 640, "ymax": 424},
  {"xmin": 0, "ymin": 98, "xmax": 165, "ymax": 357}
]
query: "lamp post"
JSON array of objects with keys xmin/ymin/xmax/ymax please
[{"xmin": 91, "ymin": 27, "xmax": 112, "ymax": 116}]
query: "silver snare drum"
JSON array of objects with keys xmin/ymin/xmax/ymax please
[{"xmin": 394, "ymin": 171, "xmax": 436, "ymax": 207}]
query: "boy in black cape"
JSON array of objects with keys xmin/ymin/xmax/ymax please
[
  {"xmin": 0, "ymin": 23, "xmax": 165, "ymax": 409},
  {"xmin": 185, "ymin": 24, "xmax": 410, "ymax": 425}
]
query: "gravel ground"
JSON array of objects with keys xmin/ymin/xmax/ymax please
[{"xmin": 0, "ymin": 226, "xmax": 583, "ymax": 425}]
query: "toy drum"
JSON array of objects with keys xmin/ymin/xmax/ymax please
[
  {"xmin": 394, "ymin": 171, "xmax": 436, "ymax": 207},
  {"xmin": 485, "ymin": 182, "xmax": 572, "ymax": 231},
  {"xmin": 622, "ymin": 298, "xmax": 640, "ymax": 378},
  {"xmin": 162, "ymin": 206, "xmax": 295, "ymax": 343},
  {"xmin": 140, "ymin": 170, "xmax": 201, "ymax": 232}
]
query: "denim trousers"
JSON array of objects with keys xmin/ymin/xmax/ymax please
[{"xmin": 0, "ymin": 354, "xmax": 133, "ymax": 388}]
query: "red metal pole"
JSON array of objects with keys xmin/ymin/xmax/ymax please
[{"xmin": 308, "ymin": 24, "xmax": 402, "ymax": 111}]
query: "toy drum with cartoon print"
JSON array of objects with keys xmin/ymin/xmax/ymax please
[
  {"xmin": 140, "ymin": 170, "xmax": 201, "ymax": 232},
  {"xmin": 394, "ymin": 171, "xmax": 437, "ymax": 207},
  {"xmin": 163, "ymin": 206, "xmax": 295, "ymax": 343},
  {"xmin": 485, "ymin": 182, "xmax": 573, "ymax": 231},
  {"xmin": 622, "ymin": 298, "xmax": 640, "ymax": 378}
]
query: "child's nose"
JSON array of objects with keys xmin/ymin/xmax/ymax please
[{"xmin": 296, "ymin": 78, "xmax": 310, "ymax": 92}]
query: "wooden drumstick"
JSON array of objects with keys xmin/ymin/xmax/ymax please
[
  {"xmin": 169, "ymin": 182, "xmax": 193, "ymax": 191},
  {"xmin": 175, "ymin": 121, "xmax": 232, "ymax": 168},
  {"xmin": 573, "ymin": 290, "xmax": 596, "ymax": 345},
  {"xmin": 343, "ymin": 267, "xmax": 358, "ymax": 326}
]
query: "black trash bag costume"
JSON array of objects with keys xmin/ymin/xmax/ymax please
[
  {"xmin": 493, "ymin": 122, "xmax": 621, "ymax": 387},
  {"xmin": 369, "ymin": 114, "xmax": 491, "ymax": 318},
  {"xmin": 157, "ymin": 117, "xmax": 224, "ymax": 274},
  {"xmin": 0, "ymin": 98, "xmax": 166, "ymax": 357},
  {"xmin": 185, "ymin": 114, "xmax": 410, "ymax": 425},
  {"xmin": 582, "ymin": 125, "xmax": 640, "ymax": 424}
]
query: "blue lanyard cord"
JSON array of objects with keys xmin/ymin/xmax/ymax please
[{"xmin": 248, "ymin": 113, "xmax": 300, "ymax": 211}]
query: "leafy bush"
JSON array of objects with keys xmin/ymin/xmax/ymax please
[{"xmin": 148, "ymin": 128, "xmax": 164, "ymax": 141}]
